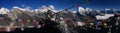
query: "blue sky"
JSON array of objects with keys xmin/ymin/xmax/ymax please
[{"xmin": 0, "ymin": 0, "xmax": 120, "ymax": 11}]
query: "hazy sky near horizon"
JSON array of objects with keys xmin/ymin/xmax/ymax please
[{"xmin": 0, "ymin": 0, "xmax": 120, "ymax": 11}]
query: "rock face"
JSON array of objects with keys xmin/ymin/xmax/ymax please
[{"xmin": 8, "ymin": 6, "xmax": 31, "ymax": 19}]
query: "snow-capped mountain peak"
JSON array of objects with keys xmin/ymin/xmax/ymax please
[
  {"xmin": 13, "ymin": 6, "xmax": 30, "ymax": 11},
  {"xmin": 105, "ymin": 8, "xmax": 110, "ymax": 11},
  {"xmin": 39, "ymin": 5, "xmax": 48, "ymax": 13},
  {"xmin": 78, "ymin": 6, "xmax": 85, "ymax": 14},
  {"xmin": 85, "ymin": 7, "xmax": 92, "ymax": 11},
  {"xmin": 37, "ymin": 5, "xmax": 58, "ymax": 13},
  {"xmin": 48, "ymin": 5, "xmax": 54, "ymax": 10},
  {"xmin": 0, "ymin": 7, "xmax": 9, "ymax": 14},
  {"xmin": 13, "ymin": 6, "xmax": 24, "ymax": 11},
  {"xmin": 48, "ymin": 5, "xmax": 58, "ymax": 13},
  {"xmin": 13, "ymin": 6, "xmax": 19, "ymax": 9},
  {"xmin": 25, "ymin": 7, "xmax": 31, "ymax": 11}
]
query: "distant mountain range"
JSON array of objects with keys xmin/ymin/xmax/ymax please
[{"xmin": 0, "ymin": 5, "xmax": 119, "ymax": 22}]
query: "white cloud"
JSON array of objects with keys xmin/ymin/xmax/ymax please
[{"xmin": 22, "ymin": 5, "xmax": 25, "ymax": 7}]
